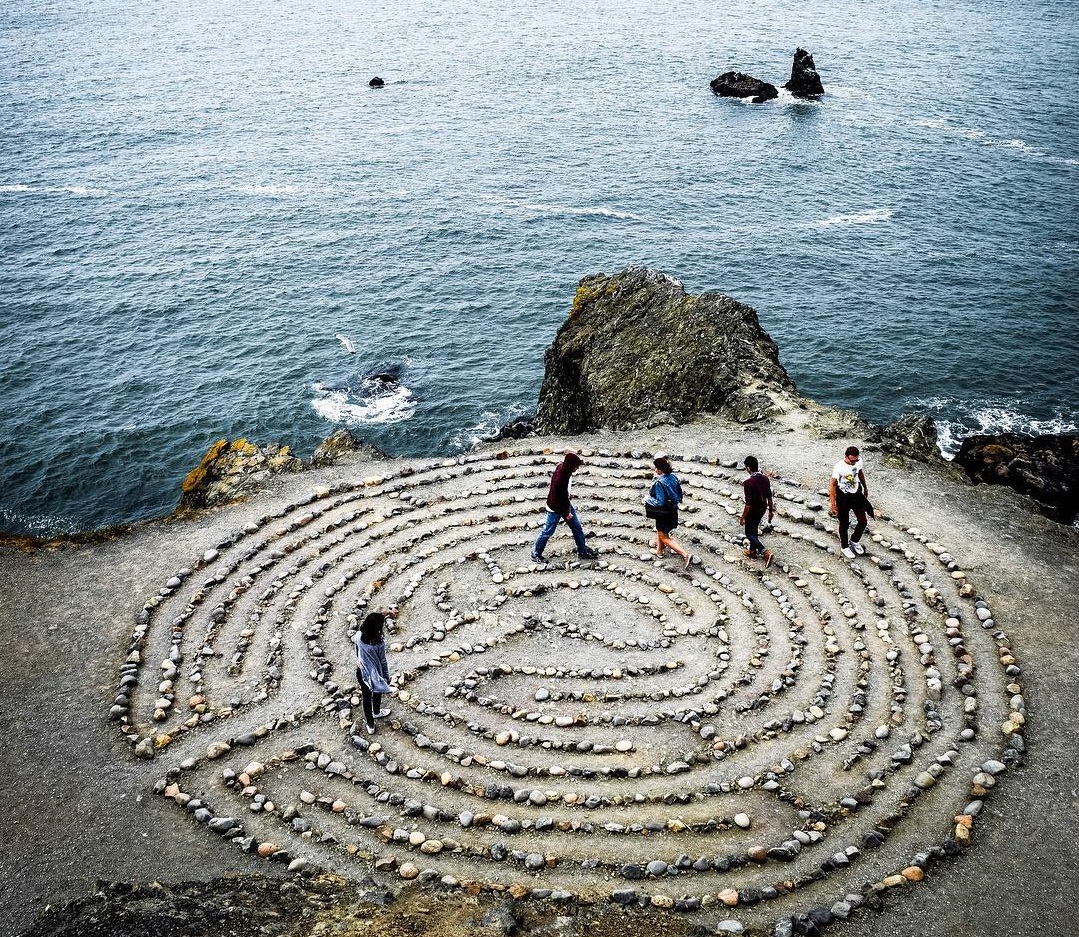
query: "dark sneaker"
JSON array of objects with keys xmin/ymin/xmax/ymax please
[
  {"xmin": 578, "ymin": 547, "xmax": 599, "ymax": 560},
  {"xmin": 530, "ymin": 551, "xmax": 544, "ymax": 563}
]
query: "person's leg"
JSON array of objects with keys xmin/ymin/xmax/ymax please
[
  {"xmin": 655, "ymin": 528, "xmax": 666, "ymax": 556},
  {"xmin": 533, "ymin": 511, "xmax": 560, "ymax": 557},
  {"xmin": 357, "ymin": 668, "xmax": 375, "ymax": 731},
  {"xmin": 372, "ymin": 690, "xmax": 384, "ymax": 717},
  {"xmin": 567, "ymin": 509, "xmax": 590, "ymax": 555},
  {"xmin": 837, "ymin": 495, "xmax": 851, "ymax": 548},
  {"xmin": 745, "ymin": 510, "xmax": 765, "ymax": 555},
  {"xmin": 850, "ymin": 505, "xmax": 867, "ymax": 548}
]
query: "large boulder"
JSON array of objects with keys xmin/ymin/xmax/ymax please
[
  {"xmin": 954, "ymin": 433, "xmax": 1079, "ymax": 524},
  {"xmin": 534, "ymin": 267, "xmax": 795, "ymax": 435},
  {"xmin": 876, "ymin": 413, "xmax": 943, "ymax": 462},
  {"xmin": 710, "ymin": 71, "xmax": 778, "ymax": 104},
  {"xmin": 311, "ymin": 428, "xmax": 385, "ymax": 467},
  {"xmin": 784, "ymin": 48, "xmax": 824, "ymax": 98},
  {"xmin": 179, "ymin": 439, "xmax": 305, "ymax": 511}
]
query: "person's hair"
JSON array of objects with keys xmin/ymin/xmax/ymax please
[
  {"xmin": 744, "ymin": 455, "xmax": 758, "ymax": 471},
  {"xmin": 654, "ymin": 455, "xmax": 673, "ymax": 475},
  {"xmin": 360, "ymin": 612, "xmax": 386, "ymax": 644},
  {"xmin": 845, "ymin": 446, "xmax": 860, "ymax": 458}
]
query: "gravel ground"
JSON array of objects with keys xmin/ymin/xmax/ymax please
[{"xmin": 1, "ymin": 408, "xmax": 1076, "ymax": 937}]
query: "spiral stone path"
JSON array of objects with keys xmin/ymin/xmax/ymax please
[{"xmin": 110, "ymin": 447, "xmax": 1027, "ymax": 935}]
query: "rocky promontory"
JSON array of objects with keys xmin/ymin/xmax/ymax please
[
  {"xmin": 534, "ymin": 267, "xmax": 795, "ymax": 434},
  {"xmin": 955, "ymin": 432, "xmax": 1079, "ymax": 524}
]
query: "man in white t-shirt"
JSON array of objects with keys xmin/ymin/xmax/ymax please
[{"xmin": 829, "ymin": 445, "xmax": 870, "ymax": 559}]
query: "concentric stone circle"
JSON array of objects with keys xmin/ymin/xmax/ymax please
[{"xmin": 111, "ymin": 447, "xmax": 1026, "ymax": 933}]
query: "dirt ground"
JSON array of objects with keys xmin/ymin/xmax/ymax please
[{"xmin": 1, "ymin": 411, "xmax": 1076, "ymax": 937}]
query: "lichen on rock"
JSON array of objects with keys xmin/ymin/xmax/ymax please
[
  {"xmin": 533, "ymin": 267, "xmax": 795, "ymax": 435},
  {"xmin": 179, "ymin": 438, "xmax": 305, "ymax": 511}
]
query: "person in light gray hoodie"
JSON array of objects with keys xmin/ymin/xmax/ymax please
[{"xmin": 353, "ymin": 611, "xmax": 393, "ymax": 734}]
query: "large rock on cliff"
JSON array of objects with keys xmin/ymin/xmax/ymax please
[
  {"xmin": 784, "ymin": 48, "xmax": 825, "ymax": 98},
  {"xmin": 534, "ymin": 268, "xmax": 795, "ymax": 435},
  {"xmin": 954, "ymin": 433, "xmax": 1079, "ymax": 524},
  {"xmin": 179, "ymin": 439, "xmax": 305, "ymax": 511},
  {"xmin": 710, "ymin": 71, "xmax": 778, "ymax": 103}
]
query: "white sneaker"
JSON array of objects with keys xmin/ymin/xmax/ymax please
[
  {"xmin": 374, "ymin": 709, "xmax": 392, "ymax": 719},
  {"xmin": 365, "ymin": 723, "xmax": 375, "ymax": 735},
  {"xmin": 851, "ymin": 541, "xmax": 865, "ymax": 555},
  {"xmin": 842, "ymin": 546, "xmax": 856, "ymax": 560}
]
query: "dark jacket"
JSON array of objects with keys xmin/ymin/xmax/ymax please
[{"xmin": 546, "ymin": 452, "xmax": 582, "ymax": 517}]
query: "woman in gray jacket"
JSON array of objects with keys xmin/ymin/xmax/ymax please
[{"xmin": 353, "ymin": 611, "xmax": 393, "ymax": 734}]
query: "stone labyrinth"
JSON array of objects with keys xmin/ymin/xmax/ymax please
[{"xmin": 111, "ymin": 448, "xmax": 1027, "ymax": 934}]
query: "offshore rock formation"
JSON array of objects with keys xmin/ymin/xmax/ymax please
[
  {"xmin": 955, "ymin": 432, "xmax": 1079, "ymax": 524},
  {"xmin": 784, "ymin": 48, "xmax": 825, "ymax": 98},
  {"xmin": 534, "ymin": 267, "xmax": 795, "ymax": 435},
  {"xmin": 179, "ymin": 439, "xmax": 305, "ymax": 511},
  {"xmin": 709, "ymin": 71, "xmax": 778, "ymax": 104}
]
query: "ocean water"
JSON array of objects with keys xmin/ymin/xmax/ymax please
[{"xmin": 1, "ymin": 0, "xmax": 1076, "ymax": 537}]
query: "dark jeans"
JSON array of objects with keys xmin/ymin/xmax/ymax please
[
  {"xmin": 744, "ymin": 509, "xmax": 766, "ymax": 554},
  {"xmin": 837, "ymin": 491, "xmax": 868, "ymax": 547},
  {"xmin": 533, "ymin": 508, "xmax": 588, "ymax": 556},
  {"xmin": 356, "ymin": 667, "xmax": 382, "ymax": 728}
]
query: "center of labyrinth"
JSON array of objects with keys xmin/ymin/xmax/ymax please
[{"xmin": 112, "ymin": 448, "xmax": 1026, "ymax": 933}]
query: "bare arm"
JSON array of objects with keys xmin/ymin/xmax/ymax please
[
  {"xmin": 858, "ymin": 469, "xmax": 868, "ymax": 497},
  {"xmin": 829, "ymin": 477, "xmax": 838, "ymax": 515}
]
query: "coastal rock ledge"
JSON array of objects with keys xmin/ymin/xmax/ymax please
[
  {"xmin": 534, "ymin": 267, "xmax": 795, "ymax": 435},
  {"xmin": 955, "ymin": 432, "xmax": 1079, "ymax": 524}
]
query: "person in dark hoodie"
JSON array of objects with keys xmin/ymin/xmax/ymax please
[{"xmin": 530, "ymin": 448, "xmax": 599, "ymax": 563}]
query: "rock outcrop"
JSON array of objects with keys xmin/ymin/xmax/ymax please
[
  {"xmin": 179, "ymin": 439, "xmax": 305, "ymax": 511},
  {"xmin": 954, "ymin": 433, "xmax": 1079, "ymax": 524},
  {"xmin": 784, "ymin": 48, "xmax": 825, "ymax": 98},
  {"xmin": 876, "ymin": 413, "xmax": 944, "ymax": 462},
  {"xmin": 710, "ymin": 71, "xmax": 778, "ymax": 104},
  {"xmin": 311, "ymin": 428, "xmax": 386, "ymax": 467},
  {"xmin": 369, "ymin": 76, "xmax": 385, "ymax": 88},
  {"xmin": 534, "ymin": 267, "xmax": 795, "ymax": 435}
]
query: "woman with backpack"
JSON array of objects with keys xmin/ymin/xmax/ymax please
[{"xmin": 644, "ymin": 453, "xmax": 692, "ymax": 569}]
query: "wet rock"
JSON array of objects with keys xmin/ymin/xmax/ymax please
[
  {"xmin": 784, "ymin": 48, "xmax": 825, "ymax": 98},
  {"xmin": 710, "ymin": 71, "xmax": 779, "ymax": 103}
]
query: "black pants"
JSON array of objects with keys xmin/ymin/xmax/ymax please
[
  {"xmin": 837, "ymin": 491, "xmax": 868, "ymax": 547},
  {"xmin": 744, "ymin": 509, "xmax": 766, "ymax": 554},
  {"xmin": 357, "ymin": 666, "xmax": 382, "ymax": 728}
]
